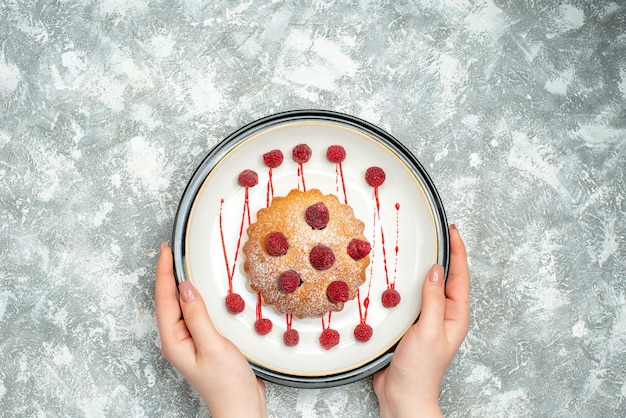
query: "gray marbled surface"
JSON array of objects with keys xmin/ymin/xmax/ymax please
[{"xmin": 1, "ymin": 1, "xmax": 625, "ymax": 417}]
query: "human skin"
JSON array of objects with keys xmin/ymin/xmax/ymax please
[
  {"xmin": 155, "ymin": 242, "xmax": 268, "ymax": 418},
  {"xmin": 155, "ymin": 224, "xmax": 469, "ymax": 417},
  {"xmin": 373, "ymin": 224, "xmax": 470, "ymax": 418}
]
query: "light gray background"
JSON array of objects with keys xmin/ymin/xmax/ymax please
[{"xmin": 1, "ymin": 1, "xmax": 625, "ymax": 417}]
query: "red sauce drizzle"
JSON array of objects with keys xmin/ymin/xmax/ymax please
[
  {"xmin": 259, "ymin": 162, "xmax": 273, "ymax": 323},
  {"xmin": 357, "ymin": 198, "xmax": 380, "ymax": 325},
  {"xmin": 266, "ymin": 168, "xmax": 275, "ymax": 207},
  {"xmin": 391, "ymin": 203, "xmax": 400, "ymax": 289},
  {"xmin": 256, "ymin": 292, "xmax": 263, "ymax": 319},
  {"xmin": 322, "ymin": 311, "xmax": 333, "ymax": 330},
  {"xmin": 373, "ymin": 187, "xmax": 391, "ymax": 288},
  {"xmin": 260, "ymin": 164, "xmax": 274, "ymax": 319},
  {"xmin": 219, "ymin": 192, "xmax": 251, "ymax": 294},
  {"xmin": 256, "ymin": 292, "xmax": 263, "ymax": 320},
  {"xmin": 357, "ymin": 287, "xmax": 371, "ymax": 324},
  {"xmin": 335, "ymin": 162, "xmax": 348, "ymax": 204},
  {"xmin": 297, "ymin": 164, "xmax": 307, "ymax": 192},
  {"xmin": 286, "ymin": 313, "xmax": 293, "ymax": 330}
]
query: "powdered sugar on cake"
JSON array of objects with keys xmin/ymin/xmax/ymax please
[{"xmin": 243, "ymin": 189, "xmax": 370, "ymax": 319}]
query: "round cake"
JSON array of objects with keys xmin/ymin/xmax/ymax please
[{"xmin": 242, "ymin": 189, "xmax": 371, "ymax": 318}]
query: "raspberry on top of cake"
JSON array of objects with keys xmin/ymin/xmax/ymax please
[{"xmin": 242, "ymin": 189, "xmax": 371, "ymax": 319}]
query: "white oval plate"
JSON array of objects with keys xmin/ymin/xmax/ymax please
[{"xmin": 173, "ymin": 110, "xmax": 449, "ymax": 387}]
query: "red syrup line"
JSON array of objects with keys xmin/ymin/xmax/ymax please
[
  {"xmin": 391, "ymin": 203, "xmax": 400, "ymax": 289},
  {"xmin": 357, "ymin": 288, "xmax": 372, "ymax": 324},
  {"xmin": 266, "ymin": 168, "xmax": 274, "ymax": 208},
  {"xmin": 256, "ymin": 292, "xmax": 263, "ymax": 320},
  {"xmin": 297, "ymin": 163, "xmax": 307, "ymax": 192},
  {"xmin": 218, "ymin": 187, "xmax": 251, "ymax": 294},
  {"xmin": 263, "ymin": 171, "xmax": 276, "ymax": 319},
  {"xmin": 340, "ymin": 163, "xmax": 348, "ymax": 204},
  {"xmin": 231, "ymin": 188, "xmax": 251, "ymax": 280},
  {"xmin": 246, "ymin": 187, "xmax": 253, "ymax": 225},
  {"xmin": 322, "ymin": 311, "xmax": 332, "ymax": 330},
  {"xmin": 373, "ymin": 187, "xmax": 391, "ymax": 288},
  {"xmin": 285, "ymin": 313, "xmax": 293, "ymax": 330},
  {"xmin": 218, "ymin": 199, "xmax": 232, "ymax": 294},
  {"xmin": 335, "ymin": 163, "xmax": 348, "ymax": 205},
  {"xmin": 358, "ymin": 203, "xmax": 379, "ymax": 324}
]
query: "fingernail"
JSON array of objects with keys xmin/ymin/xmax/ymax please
[
  {"xmin": 430, "ymin": 264, "xmax": 443, "ymax": 282},
  {"xmin": 450, "ymin": 223, "xmax": 457, "ymax": 231},
  {"xmin": 160, "ymin": 241, "xmax": 169, "ymax": 251},
  {"xmin": 179, "ymin": 281, "xmax": 195, "ymax": 302}
]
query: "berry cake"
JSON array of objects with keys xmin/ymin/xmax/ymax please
[{"xmin": 242, "ymin": 188, "xmax": 371, "ymax": 318}]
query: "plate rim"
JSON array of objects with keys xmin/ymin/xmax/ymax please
[{"xmin": 172, "ymin": 109, "xmax": 450, "ymax": 388}]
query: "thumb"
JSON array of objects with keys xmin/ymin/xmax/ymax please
[
  {"xmin": 178, "ymin": 281, "xmax": 219, "ymax": 351},
  {"xmin": 417, "ymin": 264, "xmax": 446, "ymax": 330}
]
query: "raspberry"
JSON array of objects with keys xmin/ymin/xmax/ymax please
[
  {"xmin": 263, "ymin": 149, "xmax": 284, "ymax": 168},
  {"xmin": 365, "ymin": 166, "xmax": 386, "ymax": 187},
  {"xmin": 283, "ymin": 329, "xmax": 300, "ymax": 346},
  {"xmin": 309, "ymin": 244, "xmax": 335, "ymax": 270},
  {"xmin": 238, "ymin": 169, "xmax": 258, "ymax": 188},
  {"xmin": 347, "ymin": 239, "xmax": 371, "ymax": 260},
  {"xmin": 278, "ymin": 270, "xmax": 301, "ymax": 294},
  {"xmin": 319, "ymin": 328, "xmax": 340, "ymax": 350},
  {"xmin": 254, "ymin": 318, "xmax": 273, "ymax": 335},
  {"xmin": 354, "ymin": 323, "xmax": 373, "ymax": 342},
  {"xmin": 225, "ymin": 293, "xmax": 245, "ymax": 314},
  {"xmin": 381, "ymin": 288, "xmax": 401, "ymax": 308},
  {"xmin": 326, "ymin": 145, "xmax": 346, "ymax": 163},
  {"xmin": 292, "ymin": 144, "xmax": 312, "ymax": 163},
  {"xmin": 305, "ymin": 202, "xmax": 329, "ymax": 230},
  {"xmin": 326, "ymin": 280, "xmax": 349, "ymax": 303},
  {"xmin": 266, "ymin": 231, "xmax": 289, "ymax": 256}
]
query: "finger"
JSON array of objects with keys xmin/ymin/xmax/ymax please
[
  {"xmin": 417, "ymin": 263, "xmax": 446, "ymax": 330},
  {"xmin": 177, "ymin": 280, "xmax": 221, "ymax": 353},
  {"xmin": 155, "ymin": 242, "xmax": 183, "ymax": 333},
  {"xmin": 444, "ymin": 225, "xmax": 470, "ymax": 336}
]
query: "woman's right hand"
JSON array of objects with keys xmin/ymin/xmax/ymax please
[{"xmin": 155, "ymin": 242, "xmax": 268, "ymax": 418}]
